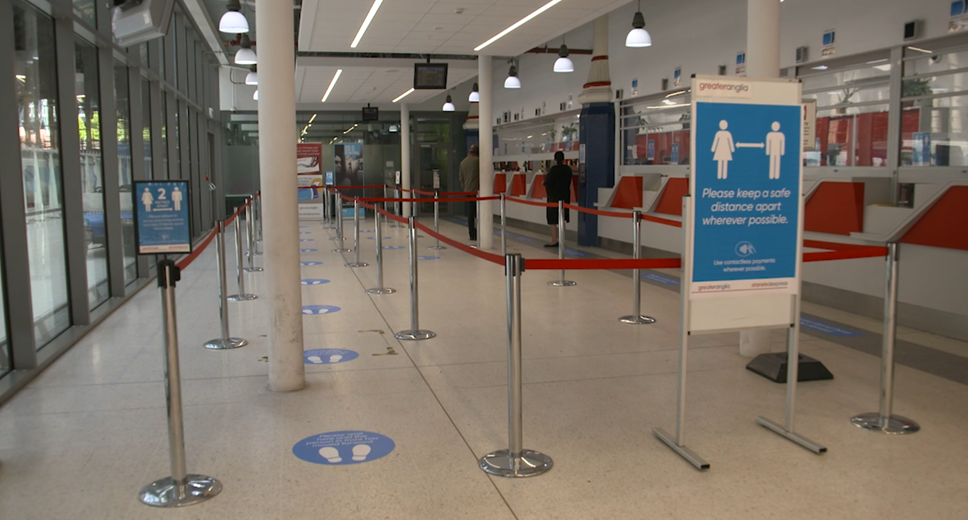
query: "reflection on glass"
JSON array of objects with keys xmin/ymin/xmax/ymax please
[
  {"xmin": 115, "ymin": 61, "xmax": 137, "ymax": 284},
  {"xmin": 77, "ymin": 41, "xmax": 110, "ymax": 308},
  {"xmin": 814, "ymin": 104, "xmax": 891, "ymax": 167},
  {"xmin": 620, "ymin": 100, "xmax": 691, "ymax": 166},
  {"xmin": 73, "ymin": 0, "xmax": 96, "ymax": 27},
  {"xmin": 142, "ymin": 79, "xmax": 153, "ymax": 179},
  {"xmin": 15, "ymin": 5, "xmax": 72, "ymax": 349},
  {"xmin": 159, "ymin": 92, "xmax": 168, "ymax": 179},
  {"xmin": 0, "ymin": 242, "xmax": 8, "ymax": 375}
]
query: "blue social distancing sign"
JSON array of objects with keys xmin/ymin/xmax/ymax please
[
  {"xmin": 692, "ymin": 102, "xmax": 800, "ymax": 286},
  {"xmin": 304, "ymin": 349, "xmax": 359, "ymax": 364},
  {"xmin": 292, "ymin": 431, "xmax": 395, "ymax": 466},
  {"xmin": 134, "ymin": 181, "xmax": 192, "ymax": 254},
  {"xmin": 302, "ymin": 305, "xmax": 341, "ymax": 315}
]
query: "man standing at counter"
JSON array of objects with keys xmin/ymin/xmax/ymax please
[{"xmin": 459, "ymin": 144, "xmax": 480, "ymax": 242}]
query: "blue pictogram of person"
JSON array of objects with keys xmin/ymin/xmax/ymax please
[{"xmin": 711, "ymin": 120, "xmax": 735, "ymax": 179}]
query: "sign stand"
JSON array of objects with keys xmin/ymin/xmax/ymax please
[{"xmin": 653, "ymin": 76, "xmax": 825, "ymax": 470}]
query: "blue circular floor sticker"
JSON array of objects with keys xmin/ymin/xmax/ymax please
[
  {"xmin": 418, "ymin": 256, "xmax": 440, "ymax": 261},
  {"xmin": 302, "ymin": 305, "xmax": 341, "ymax": 315},
  {"xmin": 293, "ymin": 431, "xmax": 395, "ymax": 466},
  {"xmin": 301, "ymin": 261, "xmax": 323, "ymax": 266},
  {"xmin": 301, "ymin": 248, "xmax": 318, "ymax": 253},
  {"xmin": 300, "ymin": 231, "xmax": 311, "ymax": 235},
  {"xmin": 366, "ymin": 236, "xmax": 392, "ymax": 240},
  {"xmin": 301, "ymin": 279, "xmax": 330, "ymax": 285},
  {"xmin": 300, "ymin": 239, "xmax": 314, "ymax": 242},
  {"xmin": 383, "ymin": 245, "xmax": 406, "ymax": 250},
  {"xmin": 304, "ymin": 349, "xmax": 358, "ymax": 364}
]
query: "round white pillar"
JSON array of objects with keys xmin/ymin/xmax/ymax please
[
  {"xmin": 401, "ymin": 103, "xmax": 411, "ymax": 218},
  {"xmin": 740, "ymin": 0, "xmax": 782, "ymax": 358},
  {"xmin": 478, "ymin": 55, "xmax": 494, "ymax": 249},
  {"xmin": 256, "ymin": 0, "xmax": 305, "ymax": 390}
]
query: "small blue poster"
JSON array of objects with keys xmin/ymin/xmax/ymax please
[
  {"xmin": 647, "ymin": 140, "xmax": 655, "ymax": 160},
  {"xmin": 292, "ymin": 431, "xmax": 395, "ymax": 466},
  {"xmin": 912, "ymin": 132, "xmax": 931, "ymax": 166},
  {"xmin": 304, "ymin": 349, "xmax": 359, "ymax": 364},
  {"xmin": 134, "ymin": 180, "xmax": 192, "ymax": 254},
  {"xmin": 671, "ymin": 143, "xmax": 679, "ymax": 164}
]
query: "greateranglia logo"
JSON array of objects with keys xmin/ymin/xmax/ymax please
[{"xmin": 698, "ymin": 81, "xmax": 751, "ymax": 93}]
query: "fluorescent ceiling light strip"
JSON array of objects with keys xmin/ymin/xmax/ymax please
[
  {"xmin": 392, "ymin": 88, "xmax": 415, "ymax": 103},
  {"xmin": 308, "ymin": 113, "xmax": 317, "ymax": 124},
  {"xmin": 474, "ymin": 0, "xmax": 562, "ymax": 52},
  {"xmin": 351, "ymin": 0, "xmax": 384, "ymax": 48},
  {"xmin": 321, "ymin": 69, "xmax": 343, "ymax": 102}
]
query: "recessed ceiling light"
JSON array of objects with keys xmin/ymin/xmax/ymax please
[
  {"xmin": 321, "ymin": 69, "xmax": 342, "ymax": 102},
  {"xmin": 351, "ymin": 0, "xmax": 384, "ymax": 48},
  {"xmin": 475, "ymin": 0, "xmax": 562, "ymax": 52}
]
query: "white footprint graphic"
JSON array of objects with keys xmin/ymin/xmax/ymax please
[
  {"xmin": 307, "ymin": 355, "xmax": 323, "ymax": 364},
  {"xmin": 329, "ymin": 354, "xmax": 343, "ymax": 363},
  {"xmin": 352, "ymin": 444, "xmax": 371, "ymax": 461},
  {"xmin": 319, "ymin": 446, "xmax": 342, "ymax": 463}
]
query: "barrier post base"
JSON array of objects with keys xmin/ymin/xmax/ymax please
[
  {"xmin": 755, "ymin": 416, "xmax": 828, "ymax": 453},
  {"xmin": 243, "ymin": 267, "xmax": 263, "ymax": 273},
  {"xmin": 227, "ymin": 294, "xmax": 258, "ymax": 302},
  {"xmin": 652, "ymin": 428, "xmax": 710, "ymax": 471},
  {"xmin": 204, "ymin": 338, "xmax": 248, "ymax": 350},
  {"xmin": 619, "ymin": 315, "xmax": 657, "ymax": 325},
  {"xmin": 332, "ymin": 247, "xmax": 352, "ymax": 253},
  {"xmin": 548, "ymin": 280, "xmax": 577, "ymax": 287},
  {"xmin": 366, "ymin": 287, "xmax": 396, "ymax": 295},
  {"xmin": 479, "ymin": 449, "xmax": 553, "ymax": 478},
  {"xmin": 344, "ymin": 262, "xmax": 369, "ymax": 268},
  {"xmin": 850, "ymin": 413, "xmax": 920, "ymax": 435},
  {"xmin": 427, "ymin": 245, "xmax": 446, "ymax": 251},
  {"xmin": 138, "ymin": 475, "xmax": 221, "ymax": 507},
  {"xmin": 329, "ymin": 236, "xmax": 344, "ymax": 241},
  {"xmin": 394, "ymin": 330, "xmax": 436, "ymax": 341},
  {"xmin": 746, "ymin": 353, "xmax": 833, "ymax": 383}
]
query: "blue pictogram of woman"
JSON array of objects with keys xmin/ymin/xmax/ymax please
[{"xmin": 711, "ymin": 120, "xmax": 735, "ymax": 179}]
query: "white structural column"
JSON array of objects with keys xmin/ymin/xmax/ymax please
[
  {"xmin": 478, "ymin": 55, "xmax": 494, "ymax": 249},
  {"xmin": 740, "ymin": 0, "xmax": 781, "ymax": 358},
  {"xmin": 401, "ymin": 103, "xmax": 412, "ymax": 218},
  {"xmin": 576, "ymin": 15, "xmax": 612, "ymax": 105},
  {"xmin": 256, "ymin": 0, "xmax": 305, "ymax": 390}
]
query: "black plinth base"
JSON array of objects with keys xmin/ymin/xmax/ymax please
[{"xmin": 746, "ymin": 353, "xmax": 834, "ymax": 383}]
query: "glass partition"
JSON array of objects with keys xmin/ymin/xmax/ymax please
[
  {"xmin": 115, "ymin": 61, "xmax": 136, "ymax": 283},
  {"xmin": 142, "ymin": 78, "xmax": 153, "ymax": 179},
  {"xmin": 620, "ymin": 90, "xmax": 691, "ymax": 167},
  {"xmin": 901, "ymin": 43, "xmax": 968, "ymax": 167},
  {"xmin": 16, "ymin": 4, "xmax": 72, "ymax": 349}
]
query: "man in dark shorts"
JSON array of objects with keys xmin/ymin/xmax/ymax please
[{"xmin": 542, "ymin": 151, "xmax": 573, "ymax": 247}]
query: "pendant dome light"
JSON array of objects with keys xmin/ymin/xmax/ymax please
[
  {"xmin": 504, "ymin": 63, "xmax": 521, "ymax": 89},
  {"xmin": 244, "ymin": 65, "xmax": 258, "ymax": 85},
  {"xmin": 468, "ymin": 82, "xmax": 480, "ymax": 103},
  {"xmin": 235, "ymin": 34, "xmax": 257, "ymax": 65},
  {"xmin": 442, "ymin": 95, "xmax": 456, "ymax": 112},
  {"xmin": 252, "ymin": 89, "xmax": 259, "ymax": 101},
  {"xmin": 625, "ymin": 0, "xmax": 652, "ymax": 48},
  {"xmin": 554, "ymin": 40, "xmax": 574, "ymax": 73},
  {"xmin": 219, "ymin": 0, "xmax": 249, "ymax": 34}
]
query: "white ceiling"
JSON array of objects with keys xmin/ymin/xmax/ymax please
[
  {"xmin": 298, "ymin": 0, "xmax": 631, "ymax": 57},
  {"xmin": 294, "ymin": 57, "xmax": 480, "ymax": 105}
]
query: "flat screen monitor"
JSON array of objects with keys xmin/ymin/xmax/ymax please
[
  {"xmin": 413, "ymin": 63, "xmax": 448, "ymax": 90},
  {"xmin": 362, "ymin": 106, "xmax": 379, "ymax": 121}
]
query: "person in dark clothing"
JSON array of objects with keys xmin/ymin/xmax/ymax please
[
  {"xmin": 459, "ymin": 145, "xmax": 481, "ymax": 241},
  {"xmin": 543, "ymin": 151, "xmax": 573, "ymax": 247}
]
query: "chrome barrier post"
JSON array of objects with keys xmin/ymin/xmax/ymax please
[
  {"xmin": 204, "ymin": 221, "xmax": 247, "ymax": 350},
  {"xmin": 366, "ymin": 203, "xmax": 396, "ymax": 295},
  {"xmin": 429, "ymin": 190, "xmax": 445, "ymax": 250},
  {"xmin": 382, "ymin": 185, "xmax": 389, "ymax": 227},
  {"xmin": 227, "ymin": 214, "xmax": 257, "ymax": 301},
  {"xmin": 476, "ymin": 197, "xmax": 481, "ymax": 249},
  {"xmin": 548, "ymin": 201, "xmax": 576, "ymax": 287},
  {"xmin": 394, "ymin": 216, "xmax": 435, "ymax": 341},
  {"xmin": 619, "ymin": 211, "xmax": 655, "ymax": 324},
  {"xmin": 500, "ymin": 194, "xmax": 507, "ymax": 257},
  {"xmin": 139, "ymin": 260, "xmax": 222, "ymax": 507},
  {"xmin": 345, "ymin": 197, "xmax": 368, "ymax": 268},
  {"xmin": 480, "ymin": 253, "xmax": 553, "ymax": 478},
  {"xmin": 244, "ymin": 201, "xmax": 263, "ymax": 273},
  {"xmin": 332, "ymin": 194, "xmax": 352, "ymax": 252},
  {"xmin": 851, "ymin": 243, "xmax": 920, "ymax": 434}
]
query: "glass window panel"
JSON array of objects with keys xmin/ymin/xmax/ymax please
[
  {"xmin": 904, "ymin": 47, "xmax": 968, "ymax": 76},
  {"xmin": 142, "ymin": 79, "xmax": 153, "ymax": 179},
  {"xmin": 900, "ymin": 95, "xmax": 968, "ymax": 167},
  {"xmin": 159, "ymin": 91, "xmax": 168, "ymax": 179},
  {"xmin": 813, "ymin": 104, "xmax": 890, "ymax": 167},
  {"xmin": 115, "ymin": 61, "xmax": 136, "ymax": 284},
  {"xmin": 620, "ymin": 95, "xmax": 691, "ymax": 166},
  {"xmin": 76, "ymin": 40, "xmax": 110, "ymax": 309},
  {"xmin": 0, "ymin": 242, "xmax": 8, "ymax": 376},
  {"xmin": 15, "ymin": 4, "xmax": 72, "ymax": 349}
]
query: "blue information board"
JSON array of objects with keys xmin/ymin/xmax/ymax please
[
  {"xmin": 134, "ymin": 181, "xmax": 192, "ymax": 254},
  {"xmin": 692, "ymin": 101, "xmax": 801, "ymax": 291}
]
